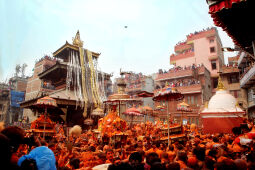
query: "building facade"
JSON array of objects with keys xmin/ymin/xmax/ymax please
[
  {"xmin": 124, "ymin": 72, "xmax": 154, "ymax": 108},
  {"xmin": 221, "ymin": 65, "xmax": 248, "ymax": 112},
  {"xmin": 170, "ymin": 27, "xmax": 224, "ymax": 90},
  {"xmin": 154, "ymin": 65, "xmax": 212, "ymax": 125},
  {"xmin": 238, "ymin": 52, "xmax": 255, "ymax": 118},
  {"xmin": 23, "ymin": 56, "xmax": 56, "ymax": 121}
]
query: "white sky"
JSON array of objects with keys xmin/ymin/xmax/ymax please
[{"xmin": 0, "ymin": 0, "xmax": 235, "ymax": 81}]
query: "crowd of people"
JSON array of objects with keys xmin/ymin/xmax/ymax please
[
  {"xmin": 158, "ymin": 64, "xmax": 203, "ymax": 75},
  {"xmin": 1, "ymin": 119, "xmax": 255, "ymax": 170}
]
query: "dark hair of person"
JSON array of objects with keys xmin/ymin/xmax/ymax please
[
  {"xmin": 150, "ymin": 161, "xmax": 166, "ymax": 170},
  {"xmin": 0, "ymin": 133, "xmax": 11, "ymax": 167},
  {"xmin": 168, "ymin": 145, "xmax": 174, "ymax": 151},
  {"xmin": 146, "ymin": 152, "xmax": 159, "ymax": 166},
  {"xmin": 177, "ymin": 151, "xmax": 188, "ymax": 164},
  {"xmin": 193, "ymin": 146, "xmax": 205, "ymax": 161},
  {"xmin": 214, "ymin": 159, "xmax": 237, "ymax": 170},
  {"xmin": 70, "ymin": 158, "xmax": 80, "ymax": 169},
  {"xmin": 176, "ymin": 144, "xmax": 184, "ymax": 151},
  {"xmin": 129, "ymin": 152, "xmax": 142, "ymax": 163},
  {"xmin": 213, "ymin": 136, "xmax": 219, "ymax": 143},
  {"xmin": 108, "ymin": 162, "xmax": 132, "ymax": 170},
  {"xmin": 167, "ymin": 162, "xmax": 180, "ymax": 170},
  {"xmin": 20, "ymin": 158, "xmax": 38, "ymax": 170},
  {"xmin": 1, "ymin": 126, "xmax": 25, "ymax": 153},
  {"xmin": 88, "ymin": 145, "xmax": 96, "ymax": 152},
  {"xmin": 232, "ymin": 127, "xmax": 242, "ymax": 136},
  {"xmin": 204, "ymin": 156, "xmax": 215, "ymax": 170}
]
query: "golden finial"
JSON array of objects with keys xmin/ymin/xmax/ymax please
[
  {"xmin": 204, "ymin": 101, "xmax": 208, "ymax": 108},
  {"xmin": 235, "ymin": 101, "xmax": 240, "ymax": 108},
  {"xmin": 217, "ymin": 75, "xmax": 225, "ymax": 90},
  {"xmin": 72, "ymin": 30, "xmax": 83, "ymax": 47}
]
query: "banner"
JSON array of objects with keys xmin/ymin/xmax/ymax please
[{"xmin": 11, "ymin": 91, "xmax": 25, "ymax": 107}]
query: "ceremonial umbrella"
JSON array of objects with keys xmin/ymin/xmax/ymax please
[
  {"xmin": 143, "ymin": 105, "xmax": 153, "ymax": 123},
  {"xmin": 123, "ymin": 107, "xmax": 143, "ymax": 127},
  {"xmin": 91, "ymin": 107, "xmax": 104, "ymax": 116},
  {"xmin": 84, "ymin": 118, "xmax": 94, "ymax": 126},
  {"xmin": 33, "ymin": 96, "xmax": 57, "ymax": 139},
  {"xmin": 153, "ymin": 86, "xmax": 183, "ymax": 146},
  {"xmin": 136, "ymin": 90, "xmax": 154, "ymax": 122},
  {"xmin": 177, "ymin": 101, "xmax": 192, "ymax": 125}
]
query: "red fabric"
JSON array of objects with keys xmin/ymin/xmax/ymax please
[
  {"xmin": 234, "ymin": 136, "xmax": 241, "ymax": 144},
  {"xmin": 209, "ymin": 0, "xmax": 246, "ymax": 14},
  {"xmin": 208, "ymin": 0, "xmax": 249, "ymax": 50},
  {"xmin": 247, "ymin": 132, "xmax": 255, "ymax": 139},
  {"xmin": 202, "ymin": 117, "xmax": 243, "ymax": 134}
]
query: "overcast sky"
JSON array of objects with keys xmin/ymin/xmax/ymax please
[{"xmin": 0, "ymin": 0, "xmax": 235, "ymax": 81}]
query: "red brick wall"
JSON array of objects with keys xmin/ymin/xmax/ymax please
[{"xmin": 16, "ymin": 80, "xmax": 27, "ymax": 92}]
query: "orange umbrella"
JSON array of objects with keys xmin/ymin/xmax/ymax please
[
  {"xmin": 143, "ymin": 105, "xmax": 153, "ymax": 112},
  {"xmin": 177, "ymin": 101, "xmax": 192, "ymax": 112},
  {"xmin": 123, "ymin": 107, "xmax": 143, "ymax": 116},
  {"xmin": 34, "ymin": 96, "xmax": 57, "ymax": 108},
  {"xmin": 33, "ymin": 96, "xmax": 57, "ymax": 139},
  {"xmin": 123, "ymin": 107, "xmax": 143, "ymax": 127}
]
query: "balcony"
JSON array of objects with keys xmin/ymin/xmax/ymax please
[
  {"xmin": 156, "ymin": 66, "xmax": 205, "ymax": 81},
  {"xmin": 170, "ymin": 50, "xmax": 194, "ymax": 62},
  {"xmin": 222, "ymin": 65, "xmax": 239, "ymax": 74},
  {"xmin": 125, "ymin": 84, "xmax": 142, "ymax": 92},
  {"xmin": 208, "ymin": 55, "xmax": 218, "ymax": 61},
  {"xmin": 154, "ymin": 84, "xmax": 202, "ymax": 95},
  {"xmin": 240, "ymin": 64, "xmax": 255, "ymax": 88},
  {"xmin": 174, "ymin": 43, "xmax": 192, "ymax": 53}
]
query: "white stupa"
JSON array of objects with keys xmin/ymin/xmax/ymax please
[{"xmin": 200, "ymin": 76, "xmax": 245, "ymax": 133}]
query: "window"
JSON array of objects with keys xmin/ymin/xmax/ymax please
[
  {"xmin": 191, "ymin": 96, "xmax": 194, "ymax": 104},
  {"xmin": 209, "ymin": 39, "xmax": 214, "ymax": 43},
  {"xmin": 210, "ymin": 47, "xmax": 215, "ymax": 53},
  {"xmin": 187, "ymin": 96, "xmax": 190, "ymax": 104},
  {"xmin": 211, "ymin": 60, "xmax": 217, "ymax": 70},
  {"xmin": 213, "ymin": 78, "xmax": 218, "ymax": 88},
  {"xmin": 230, "ymin": 90, "xmax": 241, "ymax": 98},
  {"xmin": 194, "ymin": 95, "xmax": 198, "ymax": 104},
  {"xmin": 228, "ymin": 74, "xmax": 239, "ymax": 84}
]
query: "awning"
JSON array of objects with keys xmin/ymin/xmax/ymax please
[{"xmin": 207, "ymin": 0, "xmax": 255, "ymax": 54}]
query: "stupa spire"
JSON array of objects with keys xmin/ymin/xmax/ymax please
[
  {"xmin": 72, "ymin": 30, "xmax": 83, "ymax": 47},
  {"xmin": 217, "ymin": 74, "xmax": 225, "ymax": 91}
]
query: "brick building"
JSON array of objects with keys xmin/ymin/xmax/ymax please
[
  {"xmin": 221, "ymin": 65, "xmax": 247, "ymax": 111},
  {"xmin": 154, "ymin": 65, "xmax": 212, "ymax": 125},
  {"xmin": 124, "ymin": 73, "xmax": 154, "ymax": 108},
  {"xmin": 23, "ymin": 56, "xmax": 56, "ymax": 121}
]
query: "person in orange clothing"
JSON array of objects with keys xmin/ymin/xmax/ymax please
[
  {"xmin": 167, "ymin": 145, "xmax": 176, "ymax": 162},
  {"xmin": 155, "ymin": 142, "xmax": 164, "ymax": 158},
  {"xmin": 146, "ymin": 142, "xmax": 163, "ymax": 158},
  {"xmin": 105, "ymin": 149, "xmax": 114, "ymax": 164}
]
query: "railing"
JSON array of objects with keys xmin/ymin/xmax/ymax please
[
  {"xmin": 174, "ymin": 43, "xmax": 192, "ymax": 52},
  {"xmin": 170, "ymin": 50, "xmax": 194, "ymax": 61},
  {"xmin": 156, "ymin": 66, "xmax": 205, "ymax": 81},
  {"xmin": 240, "ymin": 64, "xmax": 255, "ymax": 87},
  {"xmin": 154, "ymin": 84, "xmax": 201, "ymax": 94}
]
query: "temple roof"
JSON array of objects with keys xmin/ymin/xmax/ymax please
[{"xmin": 53, "ymin": 31, "xmax": 100, "ymax": 60}]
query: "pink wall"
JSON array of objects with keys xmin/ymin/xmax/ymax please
[{"xmin": 170, "ymin": 29, "xmax": 223, "ymax": 78}]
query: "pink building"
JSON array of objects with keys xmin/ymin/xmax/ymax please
[{"xmin": 170, "ymin": 27, "xmax": 224, "ymax": 89}]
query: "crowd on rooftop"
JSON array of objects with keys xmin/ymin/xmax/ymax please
[
  {"xmin": 175, "ymin": 27, "xmax": 215, "ymax": 46},
  {"xmin": 158, "ymin": 64, "xmax": 203, "ymax": 75}
]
